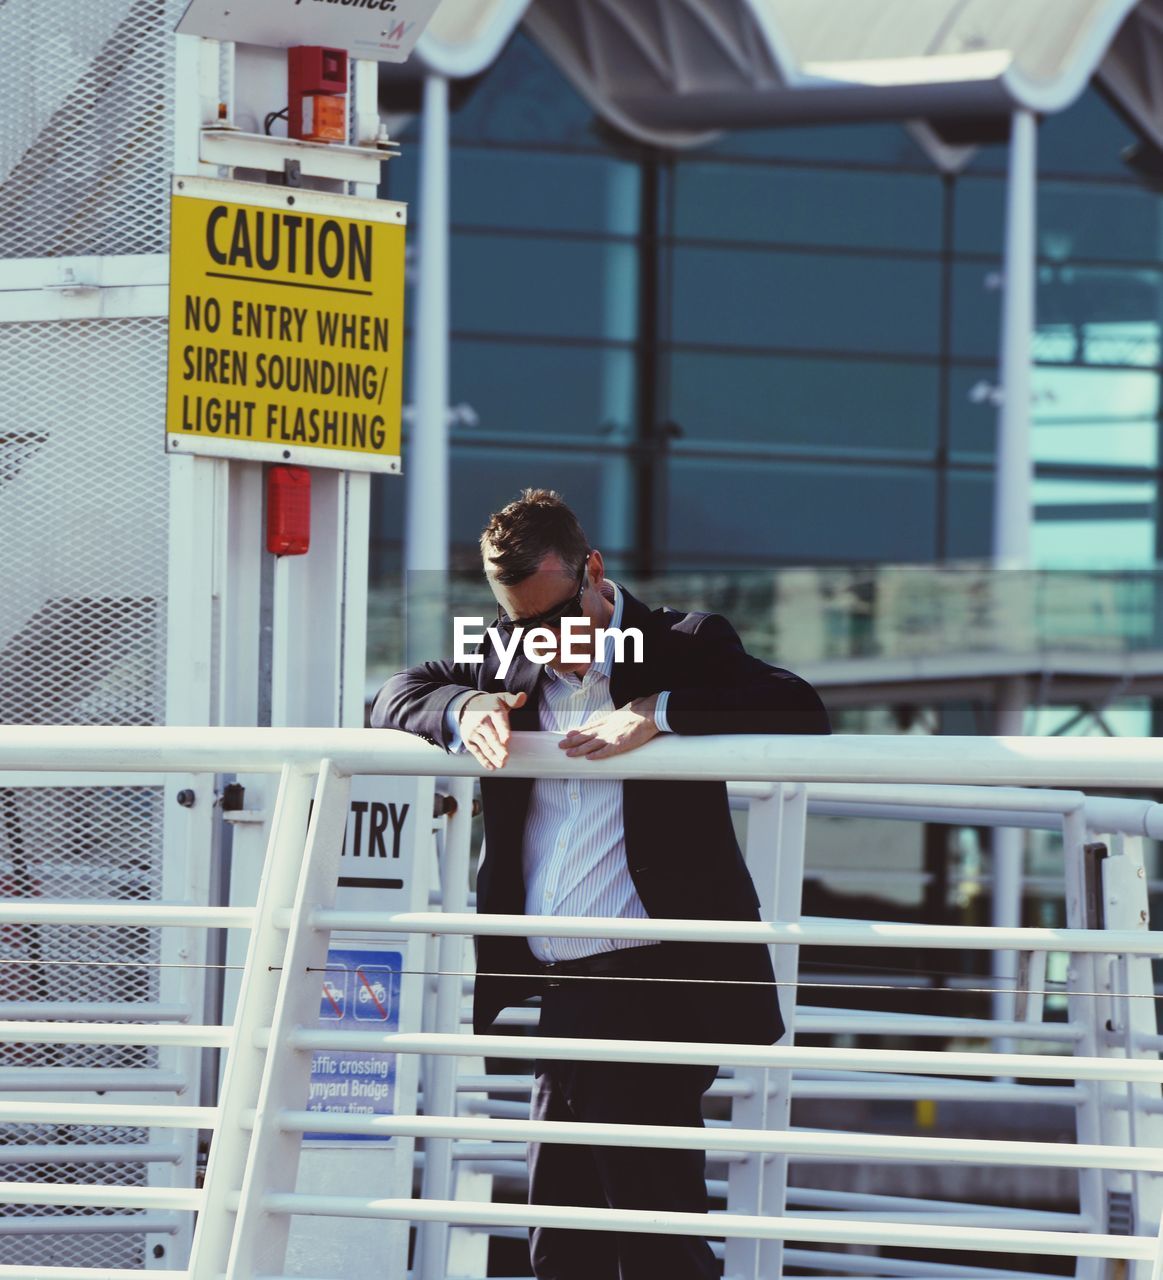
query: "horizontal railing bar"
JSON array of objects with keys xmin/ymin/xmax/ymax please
[
  {"xmin": 803, "ymin": 785, "xmax": 1163, "ymax": 840},
  {"xmin": 0, "ymin": 1271, "xmax": 187, "ymax": 1280},
  {"xmin": 793, "ymin": 1081, "xmax": 1085, "ymax": 1104},
  {"xmin": 810, "ymin": 802, "xmax": 1070, "ymax": 831},
  {"xmin": 458, "ymin": 1098, "xmax": 529, "ymax": 1119},
  {"xmin": 12, "ymin": 725, "xmax": 1163, "ymax": 790},
  {"xmin": 257, "ymin": 1193, "xmax": 1156, "ymax": 1259},
  {"xmin": 807, "ymin": 783, "xmax": 1083, "ymax": 815},
  {"xmin": 795, "ymin": 1015, "xmax": 1082, "ymax": 1041},
  {"xmin": 0, "ymin": 1002, "xmax": 192, "ymax": 1022},
  {"xmin": 1108, "ymin": 1096, "xmax": 1163, "ymax": 1114},
  {"xmin": 438, "ymin": 1141, "xmax": 749, "ymax": 1165},
  {"xmin": 477, "ymin": 1010, "xmax": 1085, "ymax": 1041},
  {"xmin": 0, "ymin": 1183, "xmax": 201, "ymax": 1210},
  {"xmin": 793, "ymin": 1211, "xmax": 1096, "ymax": 1228},
  {"xmin": 442, "ymin": 1073, "xmax": 1055, "ymax": 1108},
  {"xmin": 0, "ymin": 772, "xmax": 169, "ymax": 788},
  {"xmin": 312, "ymin": 910, "xmax": 1163, "ymax": 955},
  {"xmin": 279, "ymin": 1111, "xmax": 1160, "ymax": 1170},
  {"xmin": 285, "ymin": 1030, "xmax": 1163, "ymax": 1083},
  {"xmin": 779, "ymin": 1247, "xmax": 1057, "ymax": 1278},
  {"xmin": 0, "ymin": 903, "xmax": 254, "ymax": 927},
  {"xmin": 0, "ymin": 1070, "xmax": 188, "ymax": 1092},
  {"xmin": 784, "ymin": 1185, "xmax": 1087, "ymax": 1219},
  {"xmin": 0, "ymin": 1143, "xmax": 180, "ymax": 1165},
  {"xmin": 0, "ymin": 1211, "xmax": 181, "ymax": 1235},
  {"xmin": 0, "ymin": 1021, "xmax": 232, "ymax": 1048},
  {"xmin": 442, "ymin": 1073, "xmax": 756, "ymax": 1100},
  {"xmin": 0, "ymin": 1101, "xmax": 218, "ymax": 1128},
  {"xmin": 437, "ymin": 1172, "xmax": 1100, "ymax": 1233}
]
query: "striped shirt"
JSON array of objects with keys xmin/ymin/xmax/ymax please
[
  {"xmin": 521, "ymin": 582, "xmax": 654, "ymax": 962},
  {"xmin": 445, "ymin": 582, "xmax": 675, "ymax": 962}
]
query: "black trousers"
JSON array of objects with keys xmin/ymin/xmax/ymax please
[{"xmin": 528, "ymin": 947, "xmax": 720, "ymax": 1280}]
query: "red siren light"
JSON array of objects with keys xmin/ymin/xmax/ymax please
[
  {"xmin": 288, "ymin": 46, "xmax": 348, "ymax": 144},
  {"xmin": 267, "ymin": 465, "xmax": 311, "ymax": 556}
]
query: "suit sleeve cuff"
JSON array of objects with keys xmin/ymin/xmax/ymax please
[
  {"xmin": 444, "ymin": 690, "xmax": 480, "ymax": 753},
  {"xmin": 653, "ymin": 690, "xmax": 673, "ymax": 733}
]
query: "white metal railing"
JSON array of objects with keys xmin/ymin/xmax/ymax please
[{"xmin": 0, "ymin": 726, "xmax": 1161, "ymax": 1280}]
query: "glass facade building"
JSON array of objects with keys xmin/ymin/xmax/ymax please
[{"xmin": 373, "ymin": 31, "xmax": 1163, "ymax": 578}]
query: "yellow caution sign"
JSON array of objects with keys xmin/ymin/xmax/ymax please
[{"xmin": 166, "ymin": 176, "xmax": 406, "ymax": 474}]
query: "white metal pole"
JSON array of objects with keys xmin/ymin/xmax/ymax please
[
  {"xmin": 405, "ymin": 74, "xmax": 451, "ymax": 662},
  {"xmin": 415, "ymin": 777, "xmax": 475, "ymax": 1280},
  {"xmin": 991, "ymin": 678, "xmax": 1026, "ymax": 1054},
  {"xmin": 993, "ymin": 108, "xmax": 1036, "ymax": 566},
  {"xmin": 991, "ymin": 106, "xmax": 1036, "ymax": 1055}
]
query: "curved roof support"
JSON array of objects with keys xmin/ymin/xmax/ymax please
[{"xmin": 524, "ymin": 0, "xmax": 1145, "ymax": 147}]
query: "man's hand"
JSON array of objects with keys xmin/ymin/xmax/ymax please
[
  {"xmin": 559, "ymin": 693, "xmax": 660, "ymax": 760},
  {"xmin": 458, "ymin": 690, "xmax": 527, "ymax": 770}
]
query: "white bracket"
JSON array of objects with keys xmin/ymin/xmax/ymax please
[{"xmin": 200, "ymin": 128, "xmax": 399, "ymax": 185}]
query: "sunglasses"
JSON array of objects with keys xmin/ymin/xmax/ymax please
[{"xmin": 494, "ymin": 558, "xmax": 590, "ymax": 635}]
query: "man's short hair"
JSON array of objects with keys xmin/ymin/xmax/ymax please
[{"xmin": 480, "ymin": 488, "xmax": 590, "ymax": 586}]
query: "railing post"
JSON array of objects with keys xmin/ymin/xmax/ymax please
[
  {"xmin": 760, "ymin": 783, "xmax": 807, "ymax": 1280},
  {"xmin": 224, "ymin": 762, "xmax": 352, "ymax": 1279},
  {"xmin": 188, "ymin": 762, "xmax": 350, "ymax": 1280},
  {"xmin": 725, "ymin": 787, "xmax": 781, "ymax": 1280},
  {"xmin": 187, "ymin": 764, "xmax": 313, "ymax": 1280},
  {"xmin": 726, "ymin": 782, "xmax": 805, "ymax": 1280},
  {"xmin": 1065, "ymin": 809, "xmax": 1124, "ymax": 1280},
  {"xmin": 416, "ymin": 775, "xmax": 475, "ymax": 1280},
  {"xmin": 1102, "ymin": 834, "xmax": 1163, "ymax": 1280}
]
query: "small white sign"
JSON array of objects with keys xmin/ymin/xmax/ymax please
[{"xmin": 176, "ymin": 0, "xmax": 443, "ymax": 64}]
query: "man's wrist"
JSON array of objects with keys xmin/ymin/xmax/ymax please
[
  {"xmin": 456, "ymin": 691, "xmax": 486, "ymax": 725},
  {"xmin": 631, "ymin": 692, "xmax": 663, "ymax": 729}
]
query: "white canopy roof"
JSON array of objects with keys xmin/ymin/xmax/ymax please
[{"xmin": 406, "ymin": 0, "xmax": 1163, "ymax": 153}]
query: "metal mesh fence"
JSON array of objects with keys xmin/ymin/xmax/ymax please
[
  {"xmin": 0, "ymin": 0, "xmax": 186, "ymax": 258},
  {"xmin": 0, "ymin": 1126, "xmax": 149, "ymax": 1269},
  {"xmin": 0, "ymin": 308, "xmax": 172, "ymax": 1261},
  {"xmin": 0, "ymin": 317, "xmax": 169, "ymax": 725}
]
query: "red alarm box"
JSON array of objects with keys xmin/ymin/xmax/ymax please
[
  {"xmin": 288, "ymin": 46, "xmax": 347, "ymax": 144},
  {"xmin": 267, "ymin": 465, "xmax": 311, "ymax": 556}
]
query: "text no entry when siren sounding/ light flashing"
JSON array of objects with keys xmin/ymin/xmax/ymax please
[{"xmin": 165, "ymin": 176, "xmax": 406, "ymax": 474}]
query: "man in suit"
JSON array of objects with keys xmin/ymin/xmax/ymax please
[{"xmin": 372, "ymin": 488, "xmax": 830, "ymax": 1280}]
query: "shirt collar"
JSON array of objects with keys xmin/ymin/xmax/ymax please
[{"xmin": 546, "ymin": 580, "xmax": 622, "ymax": 683}]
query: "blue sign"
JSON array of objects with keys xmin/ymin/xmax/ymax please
[{"xmin": 306, "ymin": 947, "xmax": 402, "ymax": 1142}]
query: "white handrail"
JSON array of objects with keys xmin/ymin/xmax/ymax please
[
  {"xmin": 259, "ymin": 1194, "xmax": 1156, "ymax": 1261},
  {"xmin": 287, "ymin": 1030, "xmax": 1163, "ymax": 1084},
  {"xmin": 0, "ymin": 903, "xmax": 253, "ymax": 927},
  {"xmin": 311, "ymin": 908, "xmax": 1163, "ymax": 955},
  {"xmin": 3, "ymin": 727, "xmax": 1162, "ymax": 1277},
  {"xmin": 0, "ymin": 1023, "xmax": 232, "ymax": 1047},
  {"xmin": 6, "ymin": 724, "xmax": 1163, "ymax": 789},
  {"xmin": 279, "ymin": 1111, "xmax": 1163, "ymax": 1171}
]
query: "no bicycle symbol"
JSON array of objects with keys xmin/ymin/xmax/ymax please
[{"xmin": 307, "ymin": 947, "xmax": 401, "ymax": 1142}]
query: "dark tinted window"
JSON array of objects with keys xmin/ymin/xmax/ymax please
[
  {"xmin": 669, "ymin": 352, "xmax": 938, "ymax": 455},
  {"xmin": 666, "ymin": 459, "xmax": 937, "ymax": 563},
  {"xmin": 672, "ymin": 247, "xmax": 941, "ymax": 355},
  {"xmin": 673, "ymin": 163, "xmax": 941, "ymax": 251}
]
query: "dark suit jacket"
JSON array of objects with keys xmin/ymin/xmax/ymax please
[{"xmin": 371, "ymin": 586, "xmax": 831, "ymax": 1044}]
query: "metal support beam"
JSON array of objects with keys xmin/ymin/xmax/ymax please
[
  {"xmin": 405, "ymin": 74, "xmax": 451, "ymax": 662},
  {"xmin": 993, "ymin": 108, "xmax": 1037, "ymax": 566}
]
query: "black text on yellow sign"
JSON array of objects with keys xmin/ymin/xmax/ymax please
[{"xmin": 166, "ymin": 177, "xmax": 406, "ymax": 474}]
